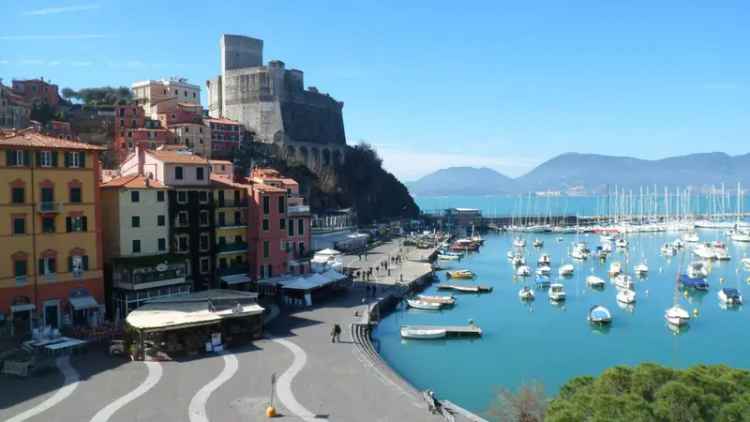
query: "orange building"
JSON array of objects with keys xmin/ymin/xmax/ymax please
[{"xmin": 0, "ymin": 131, "xmax": 105, "ymax": 337}]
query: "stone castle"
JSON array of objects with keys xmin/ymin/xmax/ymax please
[{"xmin": 207, "ymin": 34, "xmax": 347, "ymax": 169}]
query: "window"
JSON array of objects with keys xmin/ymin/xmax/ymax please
[
  {"xmin": 199, "ymin": 210, "xmax": 209, "ymax": 226},
  {"xmin": 280, "ymin": 218, "xmax": 286, "ymax": 230},
  {"xmin": 177, "ymin": 191, "xmax": 187, "ymax": 203},
  {"xmin": 178, "ymin": 211, "xmax": 188, "ymax": 226},
  {"xmin": 66, "ymin": 216, "xmax": 87, "ymax": 232},
  {"xmin": 158, "ymin": 238, "xmax": 166, "ymax": 251},
  {"xmin": 131, "ymin": 191, "xmax": 140, "ymax": 202},
  {"xmin": 14, "ymin": 260, "xmax": 27, "ymax": 278},
  {"xmin": 298, "ymin": 242, "xmax": 305, "ymax": 256},
  {"xmin": 278, "ymin": 197, "xmax": 285, "ymax": 214},
  {"xmin": 298, "ymin": 219, "xmax": 304, "ymax": 235},
  {"xmin": 262, "ymin": 219, "xmax": 269, "ymax": 231},
  {"xmin": 39, "ymin": 150, "xmax": 54, "ymax": 167},
  {"xmin": 69, "ymin": 187, "xmax": 82, "ymax": 203},
  {"xmin": 132, "ymin": 239, "xmax": 141, "ymax": 253},
  {"xmin": 219, "ymin": 258, "xmax": 227, "ymax": 269},
  {"xmin": 68, "ymin": 255, "xmax": 89, "ymax": 276},
  {"xmin": 218, "ymin": 236, "xmax": 226, "ymax": 246},
  {"xmin": 234, "ymin": 235, "xmax": 243, "ymax": 244},
  {"xmin": 234, "ymin": 211, "xmax": 241, "ymax": 225},
  {"xmin": 132, "ymin": 216, "xmax": 140, "ymax": 228},
  {"xmin": 199, "ymin": 191, "xmax": 208, "ymax": 203},
  {"xmin": 288, "ymin": 220, "xmax": 294, "ymax": 236},
  {"xmin": 65, "ymin": 152, "xmax": 83, "ymax": 168},
  {"xmin": 285, "ymin": 241, "xmax": 291, "ymax": 253},
  {"xmin": 42, "ymin": 216, "xmax": 56, "ymax": 233},
  {"xmin": 262, "ymin": 196, "xmax": 270, "ymax": 214},
  {"xmin": 39, "ymin": 256, "xmax": 56, "ymax": 276},
  {"xmin": 218, "ymin": 212, "xmax": 226, "ymax": 226},
  {"xmin": 196, "ymin": 167, "xmax": 204, "ymax": 180},
  {"xmin": 13, "ymin": 217, "xmax": 26, "ymax": 235},
  {"xmin": 200, "ymin": 257, "xmax": 210, "ymax": 274},
  {"xmin": 218, "ymin": 191, "xmax": 225, "ymax": 206},
  {"xmin": 40, "ymin": 187, "xmax": 54, "ymax": 203},
  {"xmin": 157, "ymin": 191, "xmax": 165, "ymax": 202},
  {"xmin": 157, "ymin": 215, "xmax": 165, "ymax": 226},
  {"xmin": 178, "ymin": 236, "xmax": 188, "ymax": 252},
  {"xmin": 11, "ymin": 187, "xmax": 24, "ymax": 204},
  {"xmin": 175, "ymin": 166, "xmax": 184, "ymax": 180},
  {"xmin": 199, "ymin": 233, "xmax": 209, "ymax": 251},
  {"xmin": 6, "ymin": 149, "xmax": 29, "ymax": 166},
  {"xmin": 263, "ymin": 240, "xmax": 270, "ymax": 258}
]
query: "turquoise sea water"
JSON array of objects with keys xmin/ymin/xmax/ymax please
[{"xmin": 372, "ymin": 231, "xmax": 750, "ymax": 415}]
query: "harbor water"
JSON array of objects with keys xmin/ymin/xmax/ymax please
[{"xmin": 372, "ymin": 230, "xmax": 750, "ymax": 415}]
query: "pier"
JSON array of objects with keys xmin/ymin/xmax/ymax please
[{"xmin": 403, "ymin": 324, "xmax": 483, "ymax": 337}]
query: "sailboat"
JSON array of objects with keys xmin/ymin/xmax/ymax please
[
  {"xmin": 731, "ymin": 182, "xmax": 750, "ymax": 242},
  {"xmin": 666, "ymin": 252, "xmax": 691, "ymax": 327}
]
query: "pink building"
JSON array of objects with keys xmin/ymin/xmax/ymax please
[
  {"xmin": 203, "ymin": 118, "xmax": 243, "ymax": 159},
  {"xmin": 12, "ymin": 78, "xmax": 61, "ymax": 107}
]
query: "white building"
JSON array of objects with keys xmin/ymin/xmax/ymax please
[{"xmin": 132, "ymin": 77, "xmax": 201, "ymax": 120}]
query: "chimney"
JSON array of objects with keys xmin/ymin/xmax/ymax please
[{"xmin": 137, "ymin": 143, "xmax": 145, "ymax": 176}]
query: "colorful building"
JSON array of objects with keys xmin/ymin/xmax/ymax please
[
  {"xmin": 101, "ymin": 173, "xmax": 191, "ymax": 319},
  {"xmin": 131, "ymin": 78, "xmax": 201, "ymax": 120},
  {"xmin": 0, "ymin": 131, "xmax": 105, "ymax": 337},
  {"xmin": 210, "ymin": 166, "xmax": 251, "ymax": 289},
  {"xmin": 169, "ymin": 122, "xmax": 211, "ymax": 158},
  {"xmin": 11, "ymin": 78, "xmax": 61, "ymax": 107},
  {"xmin": 203, "ymin": 117, "xmax": 243, "ymax": 159},
  {"xmin": 0, "ymin": 80, "xmax": 31, "ymax": 130}
]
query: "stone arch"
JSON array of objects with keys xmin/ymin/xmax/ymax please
[
  {"xmin": 322, "ymin": 148, "xmax": 331, "ymax": 166},
  {"xmin": 299, "ymin": 146, "xmax": 309, "ymax": 165},
  {"xmin": 311, "ymin": 147, "xmax": 320, "ymax": 167}
]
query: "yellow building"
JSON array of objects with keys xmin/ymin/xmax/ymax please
[{"xmin": 0, "ymin": 131, "xmax": 106, "ymax": 336}]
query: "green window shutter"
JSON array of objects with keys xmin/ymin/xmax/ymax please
[
  {"xmin": 82, "ymin": 256, "xmax": 89, "ymax": 270},
  {"xmin": 64, "ymin": 152, "xmax": 70, "ymax": 167},
  {"xmin": 6, "ymin": 150, "xmax": 15, "ymax": 166},
  {"xmin": 51, "ymin": 151, "xmax": 58, "ymax": 167},
  {"xmin": 38, "ymin": 259, "xmax": 44, "ymax": 274},
  {"xmin": 35, "ymin": 151, "xmax": 42, "ymax": 166},
  {"xmin": 68, "ymin": 256, "xmax": 73, "ymax": 272},
  {"xmin": 82, "ymin": 216, "xmax": 88, "ymax": 232},
  {"xmin": 50, "ymin": 258, "xmax": 56, "ymax": 273},
  {"xmin": 23, "ymin": 150, "xmax": 30, "ymax": 166},
  {"xmin": 79, "ymin": 152, "xmax": 85, "ymax": 168},
  {"xmin": 66, "ymin": 217, "xmax": 72, "ymax": 232}
]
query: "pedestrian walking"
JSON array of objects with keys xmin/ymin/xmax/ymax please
[{"xmin": 333, "ymin": 324, "xmax": 342, "ymax": 342}]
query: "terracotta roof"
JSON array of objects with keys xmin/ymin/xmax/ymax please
[
  {"xmin": 210, "ymin": 174, "xmax": 250, "ymax": 189},
  {"xmin": 0, "ymin": 131, "xmax": 106, "ymax": 151},
  {"xmin": 101, "ymin": 174, "xmax": 165, "ymax": 189},
  {"xmin": 147, "ymin": 150, "xmax": 210, "ymax": 164},
  {"xmin": 251, "ymin": 181, "xmax": 286, "ymax": 194},
  {"xmin": 203, "ymin": 117, "xmax": 241, "ymax": 125},
  {"xmin": 209, "ymin": 159, "xmax": 233, "ymax": 165}
]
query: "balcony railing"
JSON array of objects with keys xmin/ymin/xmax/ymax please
[
  {"xmin": 288, "ymin": 204, "xmax": 310, "ymax": 214},
  {"xmin": 216, "ymin": 221, "xmax": 247, "ymax": 228},
  {"xmin": 38, "ymin": 202, "xmax": 60, "ymax": 213},
  {"xmin": 216, "ymin": 242, "xmax": 248, "ymax": 254}
]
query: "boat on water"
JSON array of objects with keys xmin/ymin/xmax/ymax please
[
  {"xmin": 718, "ymin": 288, "xmax": 742, "ymax": 305},
  {"xmin": 535, "ymin": 275, "xmax": 551, "ymax": 287},
  {"xmin": 506, "ymin": 250, "xmax": 516, "ymax": 260},
  {"xmin": 512, "ymin": 255, "xmax": 526, "ymax": 267},
  {"xmin": 679, "ymin": 274, "xmax": 710, "ymax": 291},
  {"xmin": 536, "ymin": 265, "xmax": 551, "ymax": 276},
  {"xmin": 731, "ymin": 230, "xmax": 750, "ymax": 242},
  {"xmin": 400, "ymin": 326, "xmax": 447, "ymax": 339},
  {"xmin": 532, "ymin": 239, "xmax": 544, "ymax": 248},
  {"xmin": 742, "ymin": 258, "xmax": 750, "ymax": 269},
  {"xmin": 609, "ymin": 261, "xmax": 623, "ymax": 276},
  {"xmin": 693, "ymin": 244, "xmax": 717, "ymax": 260},
  {"xmin": 518, "ymin": 286, "xmax": 535, "ymax": 301},
  {"xmin": 513, "ymin": 237, "xmax": 526, "ymax": 248},
  {"xmin": 687, "ymin": 261, "xmax": 709, "ymax": 279},
  {"xmin": 665, "ymin": 305, "xmax": 690, "ymax": 326},
  {"xmin": 570, "ymin": 248, "xmax": 588, "ymax": 260},
  {"xmin": 616, "ymin": 289, "xmax": 636, "ymax": 304},
  {"xmin": 600, "ymin": 234, "xmax": 615, "ymax": 243},
  {"xmin": 661, "ymin": 243, "xmax": 677, "ymax": 256},
  {"xmin": 682, "ymin": 232, "xmax": 700, "ymax": 243},
  {"xmin": 451, "ymin": 238, "xmax": 480, "ymax": 252},
  {"xmin": 588, "ymin": 305, "xmax": 613, "ymax": 325},
  {"xmin": 634, "ymin": 263, "xmax": 649, "ymax": 275},
  {"xmin": 614, "ymin": 274, "xmax": 635, "ymax": 290},
  {"xmin": 406, "ymin": 299, "xmax": 442, "ymax": 310},
  {"xmin": 437, "ymin": 253, "xmax": 460, "ymax": 261},
  {"xmin": 548, "ymin": 283, "xmax": 566, "ymax": 301},
  {"xmin": 446, "ymin": 269, "xmax": 475, "ymax": 279},
  {"xmin": 516, "ymin": 265, "xmax": 531, "ymax": 277},
  {"xmin": 615, "ymin": 238, "xmax": 629, "ymax": 249},
  {"xmin": 586, "ymin": 275, "xmax": 606, "ymax": 288},
  {"xmin": 537, "ymin": 254, "xmax": 551, "ymax": 266},
  {"xmin": 558, "ymin": 264, "xmax": 575, "ymax": 277},
  {"xmin": 416, "ymin": 295, "xmax": 456, "ymax": 306},
  {"xmin": 672, "ymin": 239, "xmax": 685, "ymax": 249}
]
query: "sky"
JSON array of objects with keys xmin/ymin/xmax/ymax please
[{"xmin": 1, "ymin": 1, "xmax": 749, "ymax": 181}]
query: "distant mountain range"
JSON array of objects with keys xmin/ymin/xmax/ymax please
[{"xmin": 406, "ymin": 152, "xmax": 750, "ymax": 196}]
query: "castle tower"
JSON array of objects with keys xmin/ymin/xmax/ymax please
[{"xmin": 221, "ymin": 34, "xmax": 263, "ymax": 73}]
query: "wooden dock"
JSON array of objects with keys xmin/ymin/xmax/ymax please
[
  {"xmin": 437, "ymin": 284, "xmax": 493, "ymax": 293},
  {"xmin": 405, "ymin": 324, "xmax": 483, "ymax": 337}
]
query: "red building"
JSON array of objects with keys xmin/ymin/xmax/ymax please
[
  {"xmin": 12, "ymin": 78, "xmax": 61, "ymax": 107},
  {"xmin": 204, "ymin": 118, "xmax": 243, "ymax": 159},
  {"xmin": 113, "ymin": 105, "xmax": 173, "ymax": 162}
]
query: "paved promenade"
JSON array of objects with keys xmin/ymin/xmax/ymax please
[{"xmin": 0, "ymin": 239, "xmax": 483, "ymax": 422}]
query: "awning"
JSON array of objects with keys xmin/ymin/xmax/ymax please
[
  {"xmin": 321, "ymin": 269, "xmax": 347, "ymax": 282},
  {"xmin": 11, "ymin": 303, "xmax": 35, "ymax": 312},
  {"xmin": 221, "ymin": 274, "xmax": 251, "ymax": 285},
  {"xmin": 69, "ymin": 295, "xmax": 99, "ymax": 310}
]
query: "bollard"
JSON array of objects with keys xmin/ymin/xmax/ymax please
[{"xmin": 266, "ymin": 405, "xmax": 277, "ymax": 417}]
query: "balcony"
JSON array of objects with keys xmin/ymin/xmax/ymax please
[
  {"xmin": 216, "ymin": 199, "xmax": 249, "ymax": 208},
  {"xmin": 216, "ymin": 221, "xmax": 248, "ymax": 229},
  {"xmin": 216, "ymin": 242, "xmax": 248, "ymax": 255},
  {"xmin": 38, "ymin": 202, "xmax": 61, "ymax": 213}
]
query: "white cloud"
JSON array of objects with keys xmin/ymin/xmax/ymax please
[
  {"xmin": 0, "ymin": 34, "xmax": 107, "ymax": 41},
  {"xmin": 23, "ymin": 4, "xmax": 100, "ymax": 16},
  {"xmin": 373, "ymin": 144, "xmax": 540, "ymax": 181}
]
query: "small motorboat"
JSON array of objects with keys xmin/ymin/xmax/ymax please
[
  {"xmin": 536, "ymin": 265, "xmax": 551, "ymax": 276},
  {"xmin": 718, "ymin": 288, "xmax": 742, "ymax": 305},
  {"xmin": 437, "ymin": 254, "xmax": 460, "ymax": 261},
  {"xmin": 615, "ymin": 238, "xmax": 629, "ymax": 249},
  {"xmin": 742, "ymin": 258, "xmax": 750, "ymax": 269},
  {"xmin": 507, "ymin": 250, "xmax": 516, "ymax": 260},
  {"xmin": 679, "ymin": 274, "xmax": 710, "ymax": 291},
  {"xmin": 661, "ymin": 244, "xmax": 677, "ymax": 256},
  {"xmin": 672, "ymin": 239, "xmax": 685, "ymax": 249},
  {"xmin": 400, "ymin": 326, "xmax": 447, "ymax": 339},
  {"xmin": 558, "ymin": 264, "xmax": 575, "ymax": 277},
  {"xmin": 446, "ymin": 269, "xmax": 475, "ymax": 279},
  {"xmin": 518, "ymin": 286, "xmax": 535, "ymax": 301},
  {"xmin": 634, "ymin": 263, "xmax": 649, "ymax": 275},
  {"xmin": 512, "ymin": 255, "xmax": 526, "ymax": 267},
  {"xmin": 451, "ymin": 285, "xmax": 481, "ymax": 293},
  {"xmin": 614, "ymin": 274, "xmax": 635, "ymax": 290},
  {"xmin": 406, "ymin": 299, "xmax": 442, "ymax": 310},
  {"xmin": 600, "ymin": 234, "xmax": 615, "ymax": 243},
  {"xmin": 416, "ymin": 295, "xmax": 456, "ymax": 306},
  {"xmin": 693, "ymin": 244, "xmax": 717, "ymax": 260},
  {"xmin": 616, "ymin": 289, "xmax": 636, "ymax": 304},
  {"xmin": 665, "ymin": 305, "xmax": 690, "ymax": 326},
  {"xmin": 532, "ymin": 239, "xmax": 544, "ymax": 248},
  {"xmin": 570, "ymin": 248, "xmax": 588, "ymax": 260},
  {"xmin": 588, "ymin": 305, "xmax": 613, "ymax": 325},
  {"xmin": 516, "ymin": 265, "xmax": 531, "ymax": 277},
  {"xmin": 609, "ymin": 262, "xmax": 622, "ymax": 276},
  {"xmin": 687, "ymin": 262, "xmax": 709, "ymax": 279},
  {"xmin": 586, "ymin": 275, "xmax": 606, "ymax": 288},
  {"xmin": 548, "ymin": 283, "xmax": 566, "ymax": 301},
  {"xmin": 513, "ymin": 237, "xmax": 526, "ymax": 248},
  {"xmin": 535, "ymin": 275, "xmax": 551, "ymax": 288},
  {"xmin": 537, "ymin": 254, "xmax": 551, "ymax": 266},
  {"xmin": 682, "ymin": 232, "xmax": 700, "ymax": 243}
]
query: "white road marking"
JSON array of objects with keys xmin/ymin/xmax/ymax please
[
  {"xmin": 89, "ymin": 361, "xmax": 163, "ymax": 422},
  {"xmin": 6, "ymin": 356, "xmax": 80, "ymax": 422},
  {"xmin": 188, "ymin": 353, "xmax": 239, "ymax": 422},
  {"xmin": 272, "ymin": 338, "xmax": 326, "ymax": 421}
]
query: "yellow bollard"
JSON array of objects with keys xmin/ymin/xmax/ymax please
[{"xmin": 266, "ymin": 406, "xmax": 277, "ymax": 418}]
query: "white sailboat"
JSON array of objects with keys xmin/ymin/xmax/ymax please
[
  {"xmin": 586, "ymin": 275, "xmax": 606, "ymax": 288},
  {"xmin": 548, "ymin": 283, "xmax": 566, "ymax": 301},
  {"xmin": 616, "ymin": 289, "xmax": 636, "ymax": 304},
  {"xmin": 558, "ymin": 264, "xmax": 575, "ymax": 277}
]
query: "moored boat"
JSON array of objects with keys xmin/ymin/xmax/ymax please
[
  {"xmin": 687, "ymin": 261, "xmax": 709, "ymax": 279},
  {"xmin": 665, "ymin": 305, "xmax": 690, "ymax": 326},
  {"xmin": 616, "ymin": 289, "xmax": 636, "ymax": 304},
  {"xmin": 406, "ymin": 299, "xmax": 442, "ymax": 310},
  {"xmin": 586, "ymin": 275, "xmax": 606, "ymax": 288},
  {"xmin": 518, "ymin": 286, "xmax": 535, "ymax": 301},
  {"xmin": 588, "ymin": 305, "xmax": 613, "ymax": 325},
  {"xmin": 446, "ymin": 269, "xmax": 475, "ymax": 279},
  {"xmin": 417, "ymin": 295, "xmax": 456, "ymax": 306},
  {"xmin": 537, "ymin": 254, "xmax": 551, "ymax": 266},
  {"xmin": 400, "ymin": 326, "xmax": 448, "ymax": 339},
  {"xmin": 634, "ymin": 263, "xmax": 649, "ymax": 275},
  {"xmin": 608, "ymin": 261, "xmax": 623, "ymax": 276},
  {"xmin": 536, "ymin": 265, "xmax": 551, "ymax": 276},
  {"xmin": 558, "ymin": 264, "xmax": 575, "ymax": 277},
  {"xmin": 718, "ymin": 288, "xmax": 742, "ymax": 305},
  {"xmin": 548, "ymin": 283, "xmax": 566, "ymax": 301},
  {"xmin": 679, "ymin": 274, "xmax": 710, "ymax": 291}
]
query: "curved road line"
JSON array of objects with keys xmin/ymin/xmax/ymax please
[
  {"xmin": 272, "ymin": 338, "xmax": 325, "ymax": 422},
  {"xmin": 89, "ymin": 361, "xmax": 163, "ymax": 422},
  {"xmin": 7, "ymin": 356, "xmax": 80, "ymax": 422},
  {"xmin": 188, "ymin": 353, "xmax": 239, "ymax": 422}
]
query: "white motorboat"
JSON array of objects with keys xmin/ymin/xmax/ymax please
[
  {"xmin": 634, "ymin": 263, "xmax": 649, "ymax": 275},
  {"xmin": 614, "ymin": 274, "xmax": 635, "ymax": 290},
  {"xmin": 586, "ymin": 275, "xmax": 606, "ymax": 288},
  {"xmin": 714, "ymin": 247, "xmax": 731, "ymax": 261},
  {"xmin": 406, "ymin": 299, "xmax": 442, "ymax": 310},
  {"xmin": 437, "ymin": 254, "xmax": 460, "ymax": 261},
  {"xmin": 548, "ymin": 283, "xmax": 566, "ymax": 301},
  {"xmin": 516, "ymin": 265, "xmax": 531, "ymax": 277},
  {"xmin": 570, "ymin": 248, "xmax": 588, "ymax": 260},
  {"xmin": 507, "ymin": 250, "xmax": 516, "ymax": 260},
  {"xmin": 588, "ymin": 305, "xmax": 613, "ymax": 325},
  {"xmin": 615, "ymin": 238, "xmax": 629, "ymax": 249},
  {"xmin": 687, "ymin": 261, "xmax": 709, "ymax": 279},
  {"xmin": 672, "ymin": 239, "xmax": 685, "ymax": 249},
  {"xmin": 536, "ymin": 265, "xmax": 551, "ymax": 276},
  {"xmin": 600, "ymin": 242, "xmax": 613, "ymax": 254},
  {"xmin": 518, "ymin": 286, "xmax": 535, "ymax": 301},
  {"xmin": 693, "ymin": 244, "xmax": 717, "ymax": 260},
  {"xmin": 512, "ymin": 255, "xmax": 526, "ymax": 267},
  {"xmin": 558, "ymin": 264, "xmax": 575, "ymax": 277},
  {"xmin": 537, "ymin": 254, "xmax": 551, "ymax": 266},
  {"xmin": 608, "ymin": 262, "xmax": 623, "ymax": 276},
  {"xmin": 682, "ymin": 232, "xmax": 700, "ymax": 243},
  {"xmin": 731, "ymin": 231, "xmax": 750, "ymax": 242},
  {"xmin": 600, "ymin": 234, "xmax": 615, "ymax": 243},
  {"xmin": 416, "ymin": 295, "xmax": 456, "ymax": 306},
  {"xmin": 742, "ymin": 258, "xmax": 750, "ymax": 269},
  {"xmin": 718, "ymin": 288, "xmax": 743, "ymax": 305},
  {"xmin": 665, "ymin": 305, "xmax": 690, "ymax": 326},
  {"xmin": 661, "ymin": 244, "xmax": 677, "ymax": 256},
  {"xmin": 616, "ymin": 289, "xmax": 636, "ymax": 304},
  {"xmin": 532, "ymin": 239, "xmax": 544, "ymax": 248},
  {"xmin": 400, "ymin": 326, "xmax": 447, "ymax": 339},
  {"xmin": 513, "ymin": 237, "xmax": 526, "ymax": 248}
]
